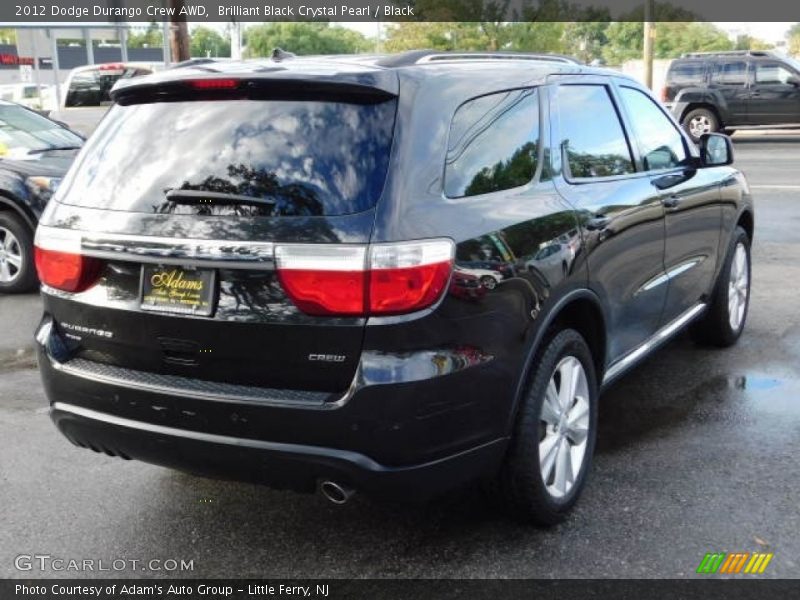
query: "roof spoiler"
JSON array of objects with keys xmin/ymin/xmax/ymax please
[{"xmin": 111, "ymin": 73, "xmax": 398, "ymax": 106}]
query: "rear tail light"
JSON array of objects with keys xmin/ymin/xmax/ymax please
[
  {"xmin": 275, "ymin": 239, "xmax": 454, "ymax": 317},
  {"xmin": 660, "ymin": 86, "xmax": 668, "ymax": 102},
  {"xmin": 275, "ymin": 245, "xmax": 367, "ymax": 316},
  {"xmin": 34, "ymin": 227, "xmax": 104, "ymax": 293}
]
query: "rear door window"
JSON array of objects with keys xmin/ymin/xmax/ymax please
[
  {"xmin": 711, "ymin": 61, "xmax": 748, "ymax": 86},
  {"xmin": 444, "ymin": 88, "xmax": 540, "ymax": 198},
  {"xmin": 57, "ymin": 99, "xmax": 397, "ymax": 216},
  {"xmin": 556, "ymin": 85, "xmax": 634, "ymax": 179}
]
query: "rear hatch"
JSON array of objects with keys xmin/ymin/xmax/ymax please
[{"xmin": 36, "ymin": 68, "xmax": 399, "ymax": 394}]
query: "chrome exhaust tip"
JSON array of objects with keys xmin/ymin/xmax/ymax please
[{"xmin": 319, "ymin": 480, "xmax": 355, "ymax": 505}]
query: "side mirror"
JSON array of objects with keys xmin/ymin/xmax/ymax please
[{"xmin": 699, "ymin": 133, "xmax": 733, "ymax": 167}]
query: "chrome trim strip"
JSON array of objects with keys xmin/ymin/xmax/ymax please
[
  {"xmin": 49, "ymin": 355, "xmax": 342, "ymax": 409},
  {"xmin": 638, "ymin": 257, "xmax": 703, "ymax": 294},
  {"xmin": 37, "ymin": 225, "xmax": 275, "ymax": 270},
  {"xmin": 82, "ymin": 234, "xmax": 275, "ymax": 269},
  {"xmin": 602, "ymin": 302, "xmax": 706, "ymax": 385},
  {"xmin": 52, "ymin": 402, "xmax": 384, "ymax": 470}
]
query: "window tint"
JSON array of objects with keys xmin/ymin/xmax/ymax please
[
  {"xmin": 557, "ymin": 85, "xmax": 634, "ymax": 179},
  {"xmin": 445, "ymin": 88, "xmax": 539, "ymax": 198},
  {"xmin": 618, "ymin": 86, "xmax": 687, "ymax": 171},
  {"xmin": 755, "ymin": 63, "xmax": 795, "ymax": 85},
  {"xmin": 712, "ymin": 62, "xmax": 748, "ymax": 86},
  {"xmin": 59, "ymin": 99, "xmax": 396, "ymax": 216},
  {"xmin": 669, "ymin": 62, "xmax": 706, "ymax": 85}
]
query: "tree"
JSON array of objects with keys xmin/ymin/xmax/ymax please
[
  {"xmin": 788, "ymin": 23, "xmax": 800, "ymax": 56},
  {"xmin": 735, "ymin": 35, "xmax": 773, "ymax": 51},
  {"xmin": 0, "ymin": 29, "xmax": 16, "ymax": 45},
  {"xmin": 190, "ymin": 26, "xmax": 230, "ymax": 58},
  {"xmin": 128, "ymin": 22, "xmax": 162, "ymax": 49},
  {"xmin": 384, "ymin": 22, "xmax": 565, "ymax": 53},
  {"xmin": 243, "ymin": 23, "xmax": 368, "ymax": 57},
  {"xmin": 603, "ymin": 22, "xmax": 733, "ymax": 65}
]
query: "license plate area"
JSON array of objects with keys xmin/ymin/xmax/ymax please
[{"xmin": 140, "ymin": 264, "xmax": 217, "ymax": 316}]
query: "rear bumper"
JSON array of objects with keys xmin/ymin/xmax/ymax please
[
  {"xmin": 37, "ymin": 317, "xmax": 511, "ymax": 499},
  {"xmin": 50, "ymin": 402, "xmax": 506, "ymax": 499}
]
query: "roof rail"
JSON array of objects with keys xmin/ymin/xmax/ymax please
[
  {"xmin": 681, "ymin": 50, "xmax": 776, "ymax": 58},
  {"xmin": 375, "ymin": 50, "xmax": 580, "ymax": 68},
  {"xmin": 418, "ymin": 52, "xmax": 580, "ymax": 65}
]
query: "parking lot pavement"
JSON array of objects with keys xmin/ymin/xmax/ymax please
[{"xmin": 1, "ymin": 134, "xmax": 798, "ymax": 579}]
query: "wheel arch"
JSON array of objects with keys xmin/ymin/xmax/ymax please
[
  {"xmin": 0, "ymin": 192, "xmax": 37, "ymax": 232},
  {"xmin": 736, "ymin": 208, "xmax": 754, "ymax": 243},
  {"xmin": 505, "ymin": 288, "xmax": 607, "ymax": 434}
]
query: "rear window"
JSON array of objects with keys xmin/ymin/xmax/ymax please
[
  {"xmin": 58, "ymin": 99, "xmax": 397, "ymax": 216},
  {"xmin": 668, "ymin": 61, "xmax": 707, "ymax": 86}
]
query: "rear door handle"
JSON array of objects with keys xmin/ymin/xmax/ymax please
[{"xmin": 663, "ymin": 195, "xmax": 681, "ymax": 209}]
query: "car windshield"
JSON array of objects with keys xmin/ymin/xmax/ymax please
[
  {"xmin": 0, "ymin": 104, "xmax": 83, "ymax": 158},
  {"xmin": 782, "ymin": 56, "xmax": 800, "ymax": 73}
]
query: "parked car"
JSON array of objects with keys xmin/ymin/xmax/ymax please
[
  {"xmin": 34, "ymin": 52, "xmax": 753, "ymax": 524},
  {"xmin": 663, "ymin": 50, "xmax": 800, "ymax": 140},
  {"xmin": 49, "ymin": 62, "xmax": 158, "ymax": 136},
  {"xmin": 0, "ymin": 83, "xmax": 55, "ymax": 112},
  {"xmin": 0, "ymin": 100, "xmax": 83, "ymax": 293}
]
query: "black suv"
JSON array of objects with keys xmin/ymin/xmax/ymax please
[
  {"xmin": 34, "ymin": 52, "xmax": 753, "ymax": 524},
  {"xmin": 664, "ymin": 50, "xmax": 800, "ymax": 140},
  {"xmin": 0, "ymin": 100, "xmax": 83, "ymax": 293}
]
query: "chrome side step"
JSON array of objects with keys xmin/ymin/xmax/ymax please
[{"xmin": 602, "ymin": 302, "xmax": 706, "ymax": 387}]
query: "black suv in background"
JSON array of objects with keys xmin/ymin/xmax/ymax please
[
  {"xmin": 664, "ymin": 50, "xmax": 800, "ymax": 140},
  {"xmin": 35, "ymin": 53, "xmax": 753, "ymax": 524},
  {"xmin": 0, "ymin": 100, "xmax": 83, "ymax": 293}
]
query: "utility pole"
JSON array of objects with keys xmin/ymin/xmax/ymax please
[
  {"xmin": 168, "ymin": 0, "xmax": 191, "ymax": 62},
  {"xmin": 643, "ymin": 0, "xmax": 655, "ymax": 90}
]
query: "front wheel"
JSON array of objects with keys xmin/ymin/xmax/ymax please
[
  {"xmin": 691, "ymin": 226, "xmax": 751, "ymax": 347},
  {"xmin": 491, "ymin": 329, "xmax": 598, "ymax": 525}
]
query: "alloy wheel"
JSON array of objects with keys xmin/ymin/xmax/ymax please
[
  {"xmin": 0, "ymin": 226, "xmax": 23, "ymax": 284},
  {"xmin": 728, "ymin": 242, "xmax": 749, "ymax": 332},
  {"xmin": 539, "ymin": 356, "xmax": 590, "ymax": 499},
  {"xmin": 689, "ymin": 115, "xmax": 712, "ymax": 138}
]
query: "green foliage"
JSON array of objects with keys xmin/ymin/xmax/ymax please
[
  {"xmin": 734, "ymin": 35, "xmax": 773, "ymax": 52},
  {"xmin": 603, "ymin": 22, "xmax": 733, "ymax": 65},
  {"xmin": 190, "ymin": 26, "xmax": 230, "ymax": 58},
  {"xmin": 243, "ymin": 23, "xmax": 369, "ymax": 57},
  {"xmin": 128, "ymin": 22, "xmax": 162, "ymax": 49},
  {"xmin": 0, "ymin": 29, "xmax": 17, "ymax": 45},
  {"xmin": 788, "ymin": 23, "xmax": 800, "ymax": 56},
  {"xmin": 384, "ymin": 22, "xmax": 565, "ymax": 53}
]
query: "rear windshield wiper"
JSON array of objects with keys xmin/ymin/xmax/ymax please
[
  {"xmin": 27, "ymin": 145, "xmax": 83, "ymax": 154},
  {"xmin": 165, "ymin": 189, "xmax": 277, "ymax": 207}
]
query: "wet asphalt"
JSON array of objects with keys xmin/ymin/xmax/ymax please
[{"xmin": 0, "ymin": 133, "xmax": 798, "ymax": 579}]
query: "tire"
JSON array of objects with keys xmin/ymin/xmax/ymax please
[
  {"xmin": 0, "ymin": 211, "xmax": 37, "ymax": 294},
  {"xmin": 490, "ymin": 328, "xmax": 598, "ymax": 525},
  {"xmin": 682, "ymin": 107, "xmax": 719, "ymax": 142},
  {"xmin": 691, "ymin": 226, "xmax": 751, "ymax": 347},
  {"xmin": 480, "ymin": 275, "xmax": 497, "ymax": 290}
]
